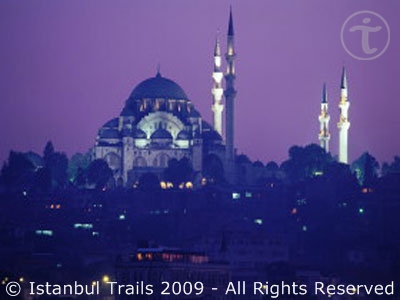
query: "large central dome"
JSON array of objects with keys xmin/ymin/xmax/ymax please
[{"xmin": 129, "ymin": 72, "xmax": 188, "ymax": 100}]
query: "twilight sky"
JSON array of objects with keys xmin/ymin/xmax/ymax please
[{"xmin": 0, "ymin": 0, "xmax": 399, "ymax": 166}]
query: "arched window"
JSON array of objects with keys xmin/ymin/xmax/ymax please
[{"xmin": 134, "ymin": 156, "xmax": 147, "ymax": 167}]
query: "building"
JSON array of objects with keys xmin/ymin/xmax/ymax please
[
  {"xmin": 115, "ymin": 247, "xmax": 230, "ymax": 300},
  {"xmin": 94, "ymin": 10, "xmax": 237, "ymax": 186}
]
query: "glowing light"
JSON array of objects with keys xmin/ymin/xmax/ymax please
[
  {"xmin": 201, "ymin": 177, "xmax": 207, "ymax": 186},
  {"xmin": 185, "ymin": 182, "xmax": 193, "ymax": 189},
  {"xmin": 119, "ymin": 214, "xmax": 126, "ymax": 220},
  {"xmin": 19, "ymin": 277, "xmax": 24, "ymax": 283},
  {"xmin": 23, "ymin": 191, "xmax": 27, "ymax": 196},
  {"xmin": 160, "ymin": 181, "xmax": 167, "ymax": 189},
  {"xmin": 302, "ymin": 225, "xmax": 308, "ymax": 232},
  {"xmin": 245, "ymin": 192, "xmax": 252, "ymax": 198},
  {"xmin": 167, "ymin": 182, "xmax": 174, "ymax": 189},
  {"xmin": 232, "ymin": 192, "xmax": 240, "ymax": 200},
  {"xmin": 92, "ymin": 281, "xmax": 97, "ymax": 286},
  {"xmin": 359, "ymin": 208, "xmax": 364, "ymax": 214},
  {"xmin": 291, "ymin": 208, "xmax": 298, "ymax": 215},
  {"xmin": 102, "ymin": 275, "xmax": 110, "ymax": 283},
  {"xmin": 35, "ymin": 230, "xmax": 53, "ymax": 236},
  {"xmin": 254, "ymin": 219, "xmax": 263, "ymax": 225},
  {"xmin": 74, "ymin": 223, "xmax": 93, "ymax": 229}
]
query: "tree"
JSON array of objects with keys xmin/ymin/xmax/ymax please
[
  {"xmin": 265, "ymin": 161, "xmax": 279, "ymax": 179},
  {"xmin": 382, "ymin": 156, "xmax": 400, "ymax": 176},
  {"xmin": 164, "ymin": 157, "xmax": 193, "ymax": 186},
  {"xmin": 138, "ymin": 172, "xmax": 160, "ymax": 191},
  {"xmin": 0, "ymin": 151, "xmax": 35, "ymax": 192},
  {"xmin": 67, "ymin": 152, "xmax": 91, "ymax": 182},
  {"xmin": 281, "ymin": 144, "xmax": 332, "ymax": 183},
  {"xmin": 43, "ymin": 141, "xmax": 55, "ymax": 163},
  {"xmin": 351, "ymin": 152, "xmax": 379, "ymax": 187},
  {"xmin": 86, "ymin": 159, "xmax": 113, "ymax": 189},
  {"xmin": 203, "ymin": 154, "xmax": 224, "ymax": 184},
  {"xmin": 33, "ymin": 166, "xmax": 51, "ymax": 193},
  {"xmin": 42, "ymin": 141, "xmax": 69, "ymax": 189}
]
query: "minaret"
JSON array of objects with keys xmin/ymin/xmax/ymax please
[
  {"xmin": 337, "ymin": 66, "xmax": 350, "ymax": 163},
  {"xmin": 224, "ymin": 7, "xmax": 236, "ymax": 173},
  {"xmin": 211, "ymin": 37, "xmax": 224, "ymax": 136},
  {"xmin": 318, "ymin": 83, "xmax": 330, "ymax": 152}
]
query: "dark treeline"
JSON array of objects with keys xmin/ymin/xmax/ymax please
[{"xmin": 1, "ymin": 142, "xmax": 400, "ymax": 298}]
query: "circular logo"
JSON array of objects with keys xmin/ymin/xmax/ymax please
[
  {"xmin": 341, "ymin": 11, "xmax": 390, "ymax": 60},
  {"xmin": 6, "ymin": 281, "xmax": 21, "ymax": 297}
]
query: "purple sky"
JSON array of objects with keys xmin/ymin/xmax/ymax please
[{"xmin": 1, "ymin": 0, "xmax": 399, "ymax": 166}]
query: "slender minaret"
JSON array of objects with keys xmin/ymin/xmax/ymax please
[
  {"xmin": 224, "ymin": 7, "xmax": 236, "ymax": 170},
  {"xmin": 211, "ymin": 37, "xmax": 224, "ymax": 136},
  {"xmin": 318, "ymin": 83, "xmax": 330, "ymax": 152},
  {"xmin": 337, "ymin": 66, "xmax": 350, "ymax": 163}
]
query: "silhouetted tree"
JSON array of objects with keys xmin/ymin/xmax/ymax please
[
  {"xmin": 74, "ymin": 167, "xmax": 87, "ymax": 187},
  {"xmin": 382, "ymin": 156, "xmax": 400, "ymax": 176},
  {"xmin": 33, "ymin": 166, "xmax": 51, "ymax": 193},
  {"xmin": 352, "ymin": 152, "xmax": 379, "ymax": 187},
  {"xmin": 203, "ymin": 154, "xmax": 224, "ymax": 184},
  {"xmin": 138, "ymin": 172, "xmax": 160, "ymax": 191},
  {"xmin": 42, "ymin": 141, "xmax": 69, "ymax": 189},
  {"xmin": 164, "ymin": 157, "xmax": 193, "ymax": 186},
  {"xmin": 281, "ymin": 144, "xmax": 332, "ymax": 182},
  {"xmin": 0, "ymin": 151, "xmax": 34, "ymax": 192},
  {"xmin": 87, "ymin": 159, "xmax": 113, "ymax": 189},
  {"xmin": 67, "ymin": 152, "xmax": 91, "ymax": 182},
  {"xmin": 43, "ymin": 141, "xmax": 55, "ymax": 162}
]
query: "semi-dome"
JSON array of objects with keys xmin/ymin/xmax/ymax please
[
  {"xmin": 103, "ymin": 118, "xmax": 119, "ymax": 128},
  {"xmin": 99, "ymin": 128, "xmax": 120, "ymax": 139},
  {"xmin": 151, "ymin": 128, "xmax": 173, "ymax": 140},
  {"xmin": 177, "ymin": 130, "xmax": 192, "ymax": 140},
  {"xmin": 132, "ymin": 128, "xmax": 147, "ymax": 139},
  {"xmin": 129, "ymin": 72, "xmax": 188, "ymax": 100}
]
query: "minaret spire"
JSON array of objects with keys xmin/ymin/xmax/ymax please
[
  {"xmin": 224, "ymin": 6, "xmax": 237, "ymax": 183},
  {"xmin": 211, "ymin": 36, "xmax": 224, "ymax": 136},
  {"xmin": 338, "ymin": 66, "xmax": 350, "ymax": 163},
  {"xmin": 228, "ymin": 6, "xmax": 234, "ymax": 36},
  {"xmin": 319, "ymin": 83, "xmax": 330, "ymax": 152}
]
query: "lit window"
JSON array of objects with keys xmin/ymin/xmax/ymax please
[
  {"xmin": 254, "ymin": 219, "xmax": 263, "ymax": 225},
  {"xmin": 232, "ymin": 193, "xmax": 240, "ymax": 200},
  {"xmin": 35, "ymin": 230, "xmax": 53, "ymax": 236}
]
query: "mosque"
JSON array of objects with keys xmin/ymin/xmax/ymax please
[
  {"xmin": 93, "ymin": 8, "xmax": 351, "ymax": 187},
  {"xmin": 93, "ymin": 10, "xmax": 237, "ymax": 186}
]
